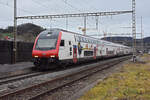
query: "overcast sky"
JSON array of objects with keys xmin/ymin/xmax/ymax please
[{"xmin": 0, "ymin": 0, "xmax": 149, "ymax": 38}]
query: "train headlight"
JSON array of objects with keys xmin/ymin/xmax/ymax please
[
  {"xmin": 50, "ymin": 55, "xmax": 55, "ymax": 58},
  {"xmin": 34, "ymin": 56, "xmax": 38, "ymax": 58}
]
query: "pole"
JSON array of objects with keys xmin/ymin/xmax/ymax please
[
  {"xmin": 141, "ymin": 16, "xmax": 144, "ymax": 54},
  {"xmin": 132, "ymin": 0, "xmax": 136, "ymax": 62},
  {"xmin": 84, "ymin": 16, "xmax": 86, "ymax": 35},
  {"xmin": 50, "ymin": 19, "xmax": 52, "ymax": 29},
  {"xmin": 96, "ymin": 16, "xmax": 98, "ymax": 30},
  {"xmin": 96, "ymin": 16, "xmax": 99, "ymax": 38},
  {"xmin": 13, "ymin": 0, "xmax": 17, "ymax": 63}
]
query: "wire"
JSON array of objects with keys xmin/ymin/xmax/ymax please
[
  {"xmin": 31, "ymin": 0, "xmax": 66, "ymax": 14},
  {"xmin": 61, "ymin": 0, "xmax": 98, "ymax": 30},
  {"xmin": 31, "ymin": 0, "xmax": 82, "ymax": 14},
  {"xmin": 31, "ymin": 0, "xmax": 94, "ymax": 31},
  {"xmin": 31, "ymin": 0, "xmax": 51, "ymax": 10},
  {"xmin": 0, "ymin": 1, "xmax": 35, "ymax": 15},
  {"xmin": 75, "ymin": 0, "xmax": 99, "ymax": 12},
  {"xmin": 61, "ymin": 0, "xmax": 82, "ymax": 12}
]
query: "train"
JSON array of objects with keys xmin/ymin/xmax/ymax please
[{"xmin": 32, "ymin": 28, "xmax": 132, "ymax": 69}]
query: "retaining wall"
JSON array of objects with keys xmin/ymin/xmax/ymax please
[{"xmin": 0, "ymin": 40, "xmax": 33, "ymax": 64}]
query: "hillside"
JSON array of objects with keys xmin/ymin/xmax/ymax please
[
  {"xmin": 103, "ymin": 37, "xmax": 150, "ymax": 52},
  {"xmin": 0, "ymin": 23, "xmax": 44, "ymax": 42},
  {"xmin": 102, "ymin": 36, "xmax": 150, "ymax": 43},
  {"xmin": 17, "ymin": 23, "xmax": 44, "ymax": 36}
]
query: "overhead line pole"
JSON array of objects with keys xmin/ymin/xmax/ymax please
[
  {"xmin": 96, "ymin": 16, "xmax": 99, "ymax": 30},
  {"xmin": 132, "ymin": 0, "xmax": 136, "ymax": 62},
  {"xmin": 84, "ymin": 16, "xmax": 86, "ymax": 35},
  {"xmin": 141, "ymin": 16, "xmax": 144, "ymax": 54},
  {"xmin": 96, "ymin": 16, "xmax": 99, "ymax": 38},
  {"xmin": 13, "ymin": 0, "xmax": 17, "ymax": 64}
]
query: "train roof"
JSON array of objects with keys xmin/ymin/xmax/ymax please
[{"xmin": 42, "ymin": 28, "xmax": 131, "ymax": 49}]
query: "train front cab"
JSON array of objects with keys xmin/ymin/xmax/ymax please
[{"xmin": 32, "ymin": 30, "xmax": 62, "ymax": 68}]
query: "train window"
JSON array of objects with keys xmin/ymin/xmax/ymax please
[
  {"xmin": 70, "ymin": 47, "xmax": 72, "ymax": 51},
  {"xmin": 84, "ymin": 51, "xmax": 93, "ymax": 56},
  {"xmin": 60, "ymin": 40, "xmax": 65, "ymax": 46},
  {"xmin": 89, "ymin": 39, "xmax": 91, "ymax": 43},
  {"xmin": 100, "ymin": 50, "xmax": 102, "ymax": 54},
  {"xmin": 70, "ymin": 52, "xmax": 72, "ymax": 56},
  {"xmin": 47, "ymin": 32, "xmax": 52, "ymax": 34},
  {"xmin": 78, "ymin": 37, "xmax": 81, "ymax": 42},
  {"xmin": 76, "ymin": 36, "xmax": 79, "ymax": 42},
  {"xmin": 81, "ymin": 37, "xmax": 83, "ymax": 42},
  {"xmin": 85, "ymin": 38, "xmax": 88, "ymax": 43},
  {"xmin": 74, "ymin": 36, "xmax": 76, "ymax": 42},
  {"xmin": 69, "ymin": 41, "xmax": 71, "ymax": 45},
  {"xmin": 83, "ymin": 38, "xmax": 85, "ymax": 42}
]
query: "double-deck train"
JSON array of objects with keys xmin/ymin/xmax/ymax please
[{"xmin": 32, "ymin": 28, "xmax": 132, "ymax": 68}]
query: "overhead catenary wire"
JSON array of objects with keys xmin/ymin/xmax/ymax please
[
  {"xmin": 16, "ymin": 10, "xmax": 132, "ymax": 36},
  {"xmin": 60, "ymin": 0, "xmax": 97, "ymax": 29},
  {"xmin": 0, "ymin": 1, "xmax": 35, "ymax": 15},
  {"xmin": 30, "ymin": 0, "xmax": 89, "ymax": 30},
  {"xmin": 31, "ymin": 0, "xmax": 64, "ymax": 13},
  {"xmin": 75, "ymin": 0, "xmax": 100, "ymax": 12},
  {"xmin": 61, "ymin": 0, "xmax": 82, "ymax": 12},
  {"xmin": 31, "ymin": 0, "xmax": 50, "ymax": 10}
]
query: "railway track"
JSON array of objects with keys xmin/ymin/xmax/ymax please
[
  {"xmin": 0, "ymin": 56, "xmax": 131, "ymax": 100},
  {"xmin": 0, "ymin": 71, "xmax": 46, "ymax": 85},
  {"xmin": 0, "ymin": 67, "xmax": 34, "ymax": 82}
]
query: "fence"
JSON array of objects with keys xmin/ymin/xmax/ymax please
[{"xmin": 0, "ymin": 40, "xmax": 33, "ymax": 64}]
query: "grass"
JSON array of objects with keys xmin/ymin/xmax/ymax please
[
  {"xmin": 2, "ymin": 33, "xmax": 13, "ymax": 38},
  {"xmin": 78, "ymin": 54, "xmax": 150, "ymax": 100}
]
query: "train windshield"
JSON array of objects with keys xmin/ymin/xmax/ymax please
[
  {"xmin": 36, "ymin": 38, "xmax": 57, "ymax": 50},
  {"xmin": 35, "ymin": 30, "xmax": 59, "ymax": 50}
]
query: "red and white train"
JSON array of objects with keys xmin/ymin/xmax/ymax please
[{"xmin": 32, "ymin": 28, "xmax": 132, "ymax": 68}]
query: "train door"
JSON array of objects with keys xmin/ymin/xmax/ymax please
[
  {"xmin": 94, "ymin": 47, "xmax": 96, "ymax": 59},
  {"xmin": 73, "ymin": 45, "xmax": 77, "ymax": 63}
]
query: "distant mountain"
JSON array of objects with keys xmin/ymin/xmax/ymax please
[
  {"xmin": 103, "ymin": 36, "xmax": 150, "ymax": 52},
  {"xmin": 0, "ymin": 23, "xmax": 44, "ymax": 42},
  {"xmin": 102, "ymin": 36, "xmax": 150, "ymax": 44},
  {"xmin": 17, "ymin": 23, "xmax": 44, "ymax": 36},
  {"xmin": 0, "ymin": 23, "xmax": 44, "ymax": 36},
  {"xmin": 143, "ymin": 37, "xmax": 150, "ymax": 43},
  {"xmin": 102, "ymin": 36, "xmax": 133, "ymax": 42}
]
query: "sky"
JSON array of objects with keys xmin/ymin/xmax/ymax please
[{"xmin": 0, "ymin": 0, "xmax": 149, "ymax": 38}]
